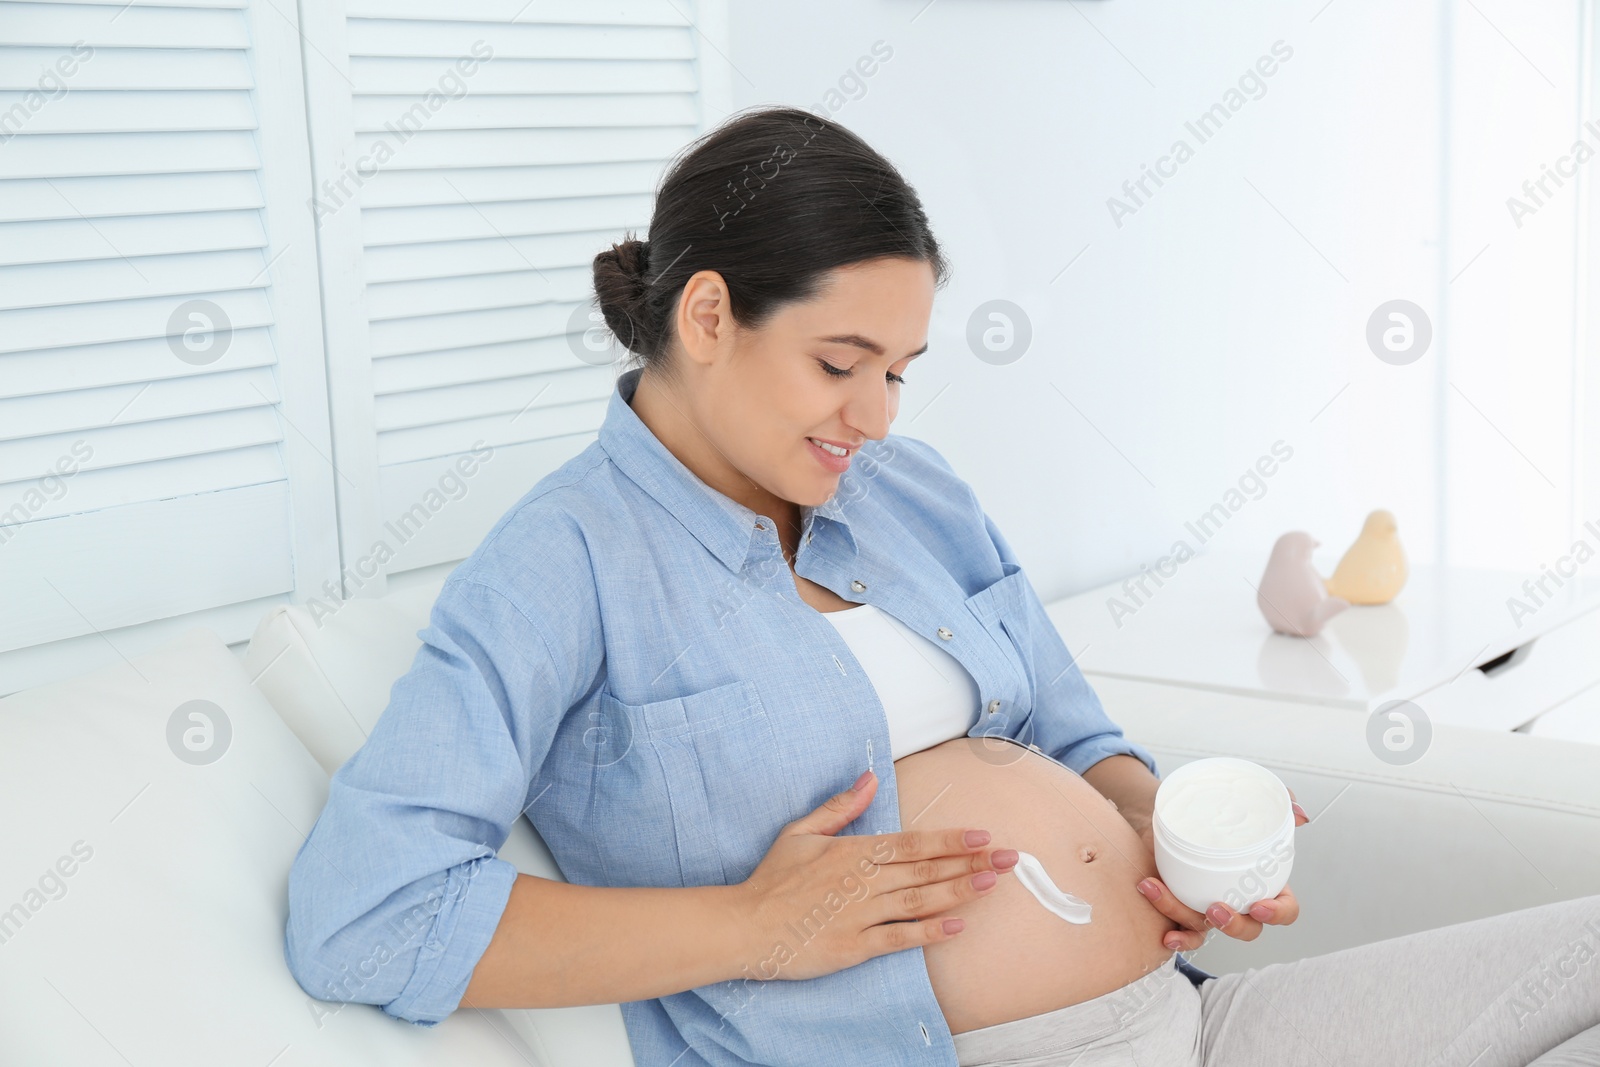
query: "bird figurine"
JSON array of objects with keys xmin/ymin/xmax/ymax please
[
  {"xmin": 1325, "ymin": 509, "xmax": 1408, "ymax": 605},
  {"xmin": 1258, "ymin": 531, "xmax": 1349, "ymax": 637}
]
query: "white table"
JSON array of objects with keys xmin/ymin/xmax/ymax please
[{"xmin": 1045, "ymin": 550, "xmax": 1600, "ymax": 742}]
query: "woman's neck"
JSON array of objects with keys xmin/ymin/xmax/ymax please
[{"xmin": 628, "ymin": 368, "xmax": 804, "ymax": 554}]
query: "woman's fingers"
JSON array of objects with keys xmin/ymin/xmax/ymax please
[
  {"xmin": 1136, "ymin": 876, "xmax": 1209, "ymax": 947},
  {"xmin": 1203, "ymin": 902, "xmax": 1264, "ymax": 942},
  {"xmin": 871, "ymin": 859, "xmax": 1011, "ymax": 923},
  {"xmin": 1287, "ymin": 786, "xmax": 1309, "ymax": 826},
  {"xmin": 1136, "ymin": 877, "xmax": 1272, "ymax": 946},
  {"xmin": 1165, "ymin": 929, "xmax": 1206, "ymax": 952},
  {"xmin": 864, "ymin": 914, "xmax": 970, "ymax": 957},
  {"xmin": 1246, "ymin": 884, "xmax": 1301, "ymax": 926},
  {"xmin": 873, "ymin": 849, "xmax": 1020, "ymax": 895}
]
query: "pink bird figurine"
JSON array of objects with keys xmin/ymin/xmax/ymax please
[{"xmin": 1258, "ymin": 531, "xmax": 1349, "ymax": 637}]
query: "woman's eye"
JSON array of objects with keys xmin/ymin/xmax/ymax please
[{"xmin": 817, "ymin": 358, "xmax": 908, "ymax": 384}]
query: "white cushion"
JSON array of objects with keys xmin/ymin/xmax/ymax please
[
  {"xmin": 243, "ymin": 585, "xmax": 636, "ymax": 1066},
  {"xmin": 243, "ymin": 581, "xmax": 446, "ymax": 777},
  {"xmin": 0, "ymin": 628, "xmax": 544, "ymax": 1064}
]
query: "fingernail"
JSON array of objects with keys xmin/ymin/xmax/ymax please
[
  {"xmin": 1291, "ymin": 802, "xmax": 1308, "ymax": 821},
  {"xmin": 991, "ymin": 848, "xmax": 1019, "ymax": 869},
  {"xmin": 1137, "ymin": 879, "xmax": 1160, "ymax": 902},
  {"xmin": 1250, "ymin": 902, "xmax": 1275, "ymax": 921},
  {"xmin": 964, "ymin": 829, "xmax": 991, "ymax": 848},
  {"xmin": 851, "ymin": 770, "xmax": 873, "ymax": 791},
  {"xmin": 1207, "ymin": 904, "xmax": 1231, "ymax": 927},
  {"xmin": 972, "ymin": 870, "xmax": 997, "ymax": 891},
  {"xmin": 1164, "ymin": 934, "xmax": 1183, "ymax": 950},
  {"xmin": 942, "ymin": 918, "xmax": 965, "ymax": 935}
]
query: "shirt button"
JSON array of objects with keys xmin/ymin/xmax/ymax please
[
  {"xmin": 987, "ymin": 699, "xmax": 1002, "ymax": 715},
  {"xmin": 850, "ymin": 579, "xmax": 867, "ymax": 592},
  {"xmin": 937, "ymin": 627, "xmax": 953, "ymax": 640}
]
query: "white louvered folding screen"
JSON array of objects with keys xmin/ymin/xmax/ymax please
[
  {"xmin": 0, "ymin": 0, "xmax": 338, "ymax": 691},
  {"xmin": 301, "ymin": 0, "xmax": 727, "ymax": 588}
]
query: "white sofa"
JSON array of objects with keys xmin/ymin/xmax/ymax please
[{"xmin": 2, "ymin": 578, "xmax": 1597, "ymax": 1066}]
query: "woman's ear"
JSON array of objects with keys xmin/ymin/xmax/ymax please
[{"xmin": 675, "ymin": 269, "xmax": 735, "ymax": 370}]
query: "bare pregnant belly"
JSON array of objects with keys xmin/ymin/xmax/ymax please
[{"xmin": 893, "ymin": 737, "xmax": 1178, "ymax": 1035}]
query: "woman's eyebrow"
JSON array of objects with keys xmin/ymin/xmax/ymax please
[{"xmin": 815, "ymin": 334, "xmax": 929, "ymax": 358}]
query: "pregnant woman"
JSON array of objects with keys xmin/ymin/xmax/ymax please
[{"xmin": 285, "ymin": 107, "xmax": 1600, "ymax": 1066}]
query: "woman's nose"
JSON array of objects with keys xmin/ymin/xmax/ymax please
[{"xmin": 843, "ymin": 382, "xmax": 893, "ymax": 441}]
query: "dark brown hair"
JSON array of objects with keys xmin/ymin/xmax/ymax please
[{"xmin": 591, "ymin": 105, "xmax": 949, "ymax": 375}]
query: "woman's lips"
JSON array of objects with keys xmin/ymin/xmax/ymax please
[{"xmin": 806, "ymin": 436, "xmax": 854, "ymax": 473}]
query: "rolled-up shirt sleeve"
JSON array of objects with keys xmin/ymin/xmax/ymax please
[
  {"xmin": 283, "ymin": 573, "xmax": 576, "ymax": 1026},
  {"xmin": 980, "ymin": 509, "xmax": 1161, "ymax": 780}
]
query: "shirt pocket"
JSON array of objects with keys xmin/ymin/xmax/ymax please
[
  {"xmin": 963, "ymin": 560, "xmax": 1036, "ymax": 701},
  {"xmin": 598, "ymin": 678, "xmax": 791, "ymax": 889}
]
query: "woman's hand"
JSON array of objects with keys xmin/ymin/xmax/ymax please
[
  {"xmin": 1134, "ymin": 790, "xmax": 1310, "ymax": 951},
  {"xmin": 734, "ymin": 769, "xmax": 1019, "ymax": 982}
]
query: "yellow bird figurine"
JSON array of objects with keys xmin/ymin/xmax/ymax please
[{"xmin": 1325, "ymin": 509, "xmax": 1408, "ymax": 605}]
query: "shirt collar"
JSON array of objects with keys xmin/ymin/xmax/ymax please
[{"xmin": 598, "ymin": 367, "xmax": 858, "ymax": 573}]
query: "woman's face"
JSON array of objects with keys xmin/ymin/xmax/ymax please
[{"xmin": 664, "ymin": 255, "xmax": 936, "ymax": 512}]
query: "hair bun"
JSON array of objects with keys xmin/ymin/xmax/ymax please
[
  {"xmin": 592, "ymin": 233, "xmax": 657, "ymax": 358},
  {"xmin": 617, "ymin": 237, "xmax": 650, "ymax": 284}
]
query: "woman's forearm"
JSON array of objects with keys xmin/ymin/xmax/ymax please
[
  {"xmin": 1081, "ymin": 754, "xmax": 1161, "ymax": 837},
  {"xmin": 461, "ymin": 874, "xmax": 755, "ymax": 1009}
]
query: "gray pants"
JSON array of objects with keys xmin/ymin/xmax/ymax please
[{"xmin": 952, "ymin": 893, "xmax": 1600, "ymax": 1066}]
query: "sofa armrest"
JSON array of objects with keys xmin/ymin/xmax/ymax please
[{"xmin": 1092, "ymin": 676, "xmax": 1600, "ymax": 976}]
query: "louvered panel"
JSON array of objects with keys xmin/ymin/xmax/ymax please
[
  {"xmin": 372, "ymin": 336, "xmax": 581, "ymax": 395},
  {"xmin": 316, "ymin": 2, "xmax": 706, "ymax": 577},
  {"xmin": 0, "ymin": 0, "xmax": 339, "ymax": 664},
  {"xmin": 347, "ymin": 126, "xmax": 688, "ymax": 172},
  {"xmin": 366, "ymin": 266, "xmax": 586, "ymax": 321},
  {"xmin": 0, "ymin": 172, "xmax": 263, "ymax": 223},
  {"xmin": 361, "ymin": 194, "xmax": 651, "ymax": 246},
  {"xmin": 348, "ymin": 56, "xmax": 698, "ymax": 95},
  {"xmin": 374, "ymin": 364, "xmax": 610, "ymax": 432},
  {"xmin": 345, "ymin": 20, "xmax": 695, "ymax": 61},
  {"xmin": 344, "ymin": 0, "xmax": 687, "ymax": 25},
  {"xmin": 0, "ymin": 367, "xmax": 279, "ymax": 441},
  {"xmin": 358, "ymin": 161, "xmax": 660, "ymax": 210},
  {"xmin": 368, "ymin": 301, "xmax": 574, "ymax": 359},
  {"xmin": 0, "ymin": 89, "xmax": 257, "ymax": 133},
  {"xmin": 0, "ymin": 210, "xmax": 265, "ymax": 266},
  {"xmin": 0, "ymin": 0, "xmax": 244, "ymax": 7},
  {"xmin": 373, "ymin": 434, "xmax": 596, "ymax": 574},
  {"xmin": 0, "ymin": 288, "xmax": 274, "ymax": 354},
  {"xmin": 363, "ymin": 230, "xmax": 617, "ymax": 283},
  {"xmin": 377, "ymin": 396, "xmax": 609, "ymax": 467},
  {"xmin": 0, "ymin": 406, "xmax": 283, "ymax": 484},
  {"xmin": 0, "ymin": 329, "xmax": 276, "ymax": 399},
  {"xmin": 0, "ymin": 131, "xmax": 260, "ymax": 179},
  {"xmin": 0, "ymin": 46, "xmax": 252, "ymax": 89},
  {"xmin": 0, "ymin": 482, "xmax": 293, "ymax": 655},
  {"xmin": 0, "ymin": 445, "xmax": 281, "ymax": 526},
  {"xmin": 0, "ymin": 2, "xmax": 249, "ymax": 48},
  {"xmin": 351, "ymin": 92, "xmax": 697, "ymax": 132},
  {"xmin": 0, "ymin": 248, "xmax": 268, "ymax": 310}
]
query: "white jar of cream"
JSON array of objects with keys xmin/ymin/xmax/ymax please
[{"xmin": 1151, "ymin": 756, "xmax": 1295, "ymax": 915}]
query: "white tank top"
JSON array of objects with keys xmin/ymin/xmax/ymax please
[{"xmin": 820, "ymin": 602, "xmax": 980, "ymax": 760}]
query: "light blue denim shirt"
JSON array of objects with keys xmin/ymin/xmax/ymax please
[{"xmin": 285, "ymin": 366, "xmax": 1158, "ymax": 1066}]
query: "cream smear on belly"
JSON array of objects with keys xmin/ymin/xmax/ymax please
[{"xmin": 1011, "ymin": 851, "xmax": 1093, "ymax": 924}]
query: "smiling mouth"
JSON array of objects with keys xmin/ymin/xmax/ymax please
[{"xmin": 807, "ymin": 437, "xmax": 854, "ymax": 457}]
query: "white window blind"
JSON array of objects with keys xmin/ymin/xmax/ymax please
[
  {"xmin": 0, "ymin": 0, "xmax": 338, "ymax": 691},
  {"xmin": 301, "ymin": 0, "xmax": 729, "ymax": 587}
]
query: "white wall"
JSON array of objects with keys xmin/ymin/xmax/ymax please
[{"xmin": 722, "ymin": 0, "xmax": 1594, "ymax": 600}]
